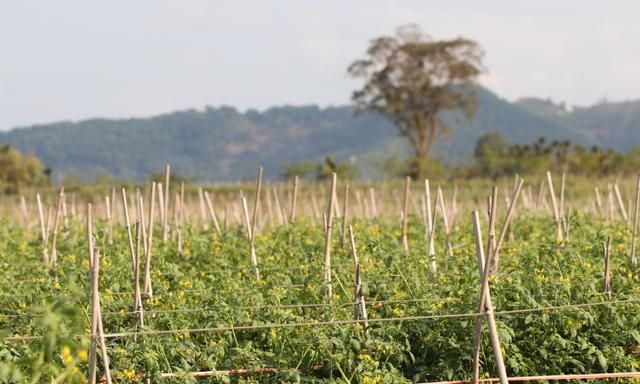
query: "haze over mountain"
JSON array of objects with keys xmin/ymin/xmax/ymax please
[{"xmin": 0, "ymin": 86, "xmax": 637, "ymax": 182}]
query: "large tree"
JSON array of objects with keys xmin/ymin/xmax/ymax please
[{"xmin": 348, "ymin": 24, "xmax": 485, "ymax": 179}]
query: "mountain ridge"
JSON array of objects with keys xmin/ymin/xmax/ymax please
[{"xmin": 0, "ymin": 86, "xmax": 636, "ymax": 181}]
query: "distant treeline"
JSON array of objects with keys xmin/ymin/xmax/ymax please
[
  {"xmin": 0, "ymin": 133, "xmax": 637, "ymax": 193},
  {"xmin": 465, "ymin": 133, "xmax": 640, "ymax": 179}
]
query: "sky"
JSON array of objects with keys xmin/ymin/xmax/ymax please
[{"xmin": 1, "ymin": 0, "xmax": 639, "ymax": 131}]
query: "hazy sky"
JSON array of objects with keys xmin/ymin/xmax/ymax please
[{"xmin": 1, "ymin": 1, "xmax": 639, "ymax": 130}]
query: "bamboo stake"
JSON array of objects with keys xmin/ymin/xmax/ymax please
[
  {"xmin": 425, "ymin": 180, "xmax": 435, "ymax": 256},
  {"xmin": 355, "ymin": 189, "xmax": 364, "ymax": 220},
  {"xmin": 136, "ymin": 190, "xmax": 148, "ymax": 260},
  {"xmin": 203, "ymin": 191, "xmax": 222, "ymax": 235},
  {"xmin": 198, "ymin": 188, "xmax": 208, "ymax": 230},
  {"xmin": 603, "ymin": 236, "xmax": 612, "ymax": 300},
  {"xmin": 493, "ymin": 178, "xmax": 524, "ymax": 265},
  {"xmin": 95, "ymin": 248, "xmax": 112, "ymax": 384},
  {"xmin": 427, "ymin": 191, "xmax": 440, "ymax": 273},
  {"xmin": 45, "ymin": 205, "xmax": 53, "ymax": 251},
  {"xmin": 401, "ymin": 176, "xmax": 410, "ymax": 253},
  {"xmin": 133, "ymin": 223, "xmax": 144, "ymax": 339},
  {"xmin": 324, "ymin": 173, "xmax": 337, "ymax": 301},
  {"xmin": 486, "ymin": 187, "xmax": 498, "ymax": 273},
  {"xmin": 50, "ymin": 187, "xmax": 65, "ymax": 268},
  {"xmin": 341, "ymin": 184, "xmax": 350, "ymax": 246},
  {"xmin": 631, "ymin": 174, "xmax": 640, "ymax": 270},
  {"xmin": 348, "ymin": 225, "xmax": 368, "ymax": 329},
  {"xmin": 121, "ymin": 188, "xmax": 137, "ymax": 277},
  {"xmin": 36, "ymin": 193, "xmax": 48, "ymax": 264},
  {"xmin": 311, "ymin": 193, "xmax": 320, "ymax": 222},
  {"xmin": 289, "ymin": 176, "xmax": 299, "ymax": 224},
  {"xmin": 546, "ymin": 171, "xmax": 564, "ymax": 243},
  {"xmin": 607, "ymin": 184, "xmax": 615, "ymax": 221},
  {"xmin": 437, "ymin": 187, "xmax": 453, "ymax": 257},
  {"xmin": 88, "ymin": 240, "xmax": 99, "ymax": 384},
  {"xmin": 369, "ymin": 187, "xmax": 378, "ymax": 219},
  {"xmin": 273, "ymin": 188, "xmax": 285, "ymax": 226},
  {"xmin": 251, "ymin": 167, "xmax": 263, "ymax": 240},
  {"xmin": 594, "ymin": 187, "xmax": 603, "ymax": 218},
  {"xmin": 471, "ymin": 211, "xmax": 509, "ymax": 384},
  {"xmin": 157, "ymin": 182, "xmax": 165, "ymax": 230},
  {"xmin": 19, "ymin": 195, "xmax": 28, "ymax": 227},
  {"xmin": 87, "ymin": 204, "xmax": 111, "ymax": 384},
  {"xmin": 105, "ymin": 195, "xmax": 113, "ymax": 244},
  {"xmin": 144, "ymin": 182, "xmax": 156, "ymax": 297},
  {"xmin": 177, "ymin": 183, "xmax": 185, "ymax": 255},
  {"xmin": 614, "ymin": 184, "xmax": 629, "ymax": 222},
  {"xmin": 162, "ymin": 164, "xmax": 170, "ymax": 241},
  {"xmin": 241, "ymin": 196, "xmax": 260, "ymax": 278}
]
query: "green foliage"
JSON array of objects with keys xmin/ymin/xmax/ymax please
[
  {"xmin": 281, "ymin": 161, "xmax": 315, "ymax": 180},
  {"xmin": 0, "ymin": 145, "xmax": 50, "ymax": 193},
  {"xmin": 316, "ymin": 157, "xmax": 358, "ymax": 181},
  {"xmin": 349, "ymin": 24, "xmax": 485, "ymax": 179},
  {"xmin": 468, "ymin": 133, "xmax": 640, "ymax": 178},
  {"xmin": 1, "ymin": 206, "xmax": 640, "ymax": 382}
]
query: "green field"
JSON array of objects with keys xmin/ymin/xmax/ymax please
[{"xmin": 1, "ymin": 176, "xmax": 640, "ymax": 383}]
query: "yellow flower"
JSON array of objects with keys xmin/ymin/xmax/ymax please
[
  {"xmin": 363, "ymin": 374, "xmax": 382, "ymax": 384},
  {"xmin": 61, "ymin": 345, "xmax": 74, "ymax": 366},
  {"xmin": 123, "ymin": 368, "xmax": 136, "ymax": 380},
  {"xmin": 77, "ymin": 350, "xmax": 88, "ymax": 361}
]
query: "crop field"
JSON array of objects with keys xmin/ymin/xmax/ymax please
[{"xmin": 1, "ymin": 171, "xmax": 640, "ymax": 383}]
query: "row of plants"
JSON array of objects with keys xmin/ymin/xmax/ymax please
[{"xmin": 0, "ymin": 210, "xmax": 639, "ymax": 382}]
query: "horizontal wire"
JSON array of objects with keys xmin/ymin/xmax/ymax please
[{"xmin": 5, "ymin": 297, "xmax": 639, "ymax": 342}]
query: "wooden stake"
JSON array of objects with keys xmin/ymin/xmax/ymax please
[
  {"xmin": 133, "ymin": 222, "xmax": 144, "ymax": 332},
  {"xmin": 121, "ymin": 188, "xmax": 137, "ymax": 277},
  {"xmin": 424, "ymin": 180, "xmax": 435, "ymax": 256},
  {"xmin": 251, "ymin": 167, "xmax": 263, "ymax": 240},
  {"xmin": 471, "ymin": 211, "xmax": 508, "ymax": 384},
  {"xmin": 594, "ymin": 187, "xmax": 603, "ymax": 218},
  {"xmin": 631, "ymin": 174, "xmax": 640, "ymax": 270},
  {"xmin": 36, "ymin": 193, "xmax": 48, "ymax": 264},
  {"xmin": 401, "ymin": 176, "xmax": 410, "ymax": 253},
  {"xmin": 203, "ymin": 191, "xmax": 222, "ymax": 235},
  {"xmin": 493, "ymin": 178, "xmax": 524, "ymax": 266},
  {"xmin": 105, "ymin": 195, "xmax": 113, "ymax": 244},
  {"xmin": 341, "ymin": 184, "xmax": 350, "ymax": 246},
  {"xmin": 289, "ymin": 176, "xmax": 299, "ymax": 224},
  {"xmin": 614, "ymin": 184, "xmax": 629, "ymax": 222},
  {"xmin": 546, "ymin": 171, "xmax": 564, "ymax": 243},
  {"xmin": 197, "ymin": 188, "xmax": 208, "ymax": 230},
  {"xmin": 157, "ymin": 182, "xmax": 165, "ymax": 230},
  {"xmin": 241, "ymin": 196, "xmax": 259, "ymax": 278},
  {"xmin": 19, "ymin": 195, "xmax": 28, "ymax": 227},
  {"xmin": 323, "ymin": 173, "xmax": 337, "ymax": 301},
  {"xmin": 273, "ymin": 188, "xmax": 285, "ymax": 226},
  {"xmin": 369, "ymin": 187, "xmax": 378, "ymax": 218},
  {"xmin": 144, "ymin": 182, "xmax": 156, "ymax": 297},
  {"xmin": 50, "ymin": 187, "xmax": 64, "ymax": 268},
  {"xmin": 162, "ymin": 164, "xmax": 170, "ymax": 242},
  {"xmin": 427, "ymin": 190, "xmax": 440, "ymax": 273},
  {"xmin": 437, "ymin": 187, "xmax": 453, "ymax": 257},
  {"xmin": 603, "ymin": 236, "xmax": 612, "ymax": 300},
  {"xmin": 177, "ymin": 183, "xmax": 185, "ymax": 255},
  {"xmin": 486, "ymin": 187, "xmax": 498, "ymax": 273}
]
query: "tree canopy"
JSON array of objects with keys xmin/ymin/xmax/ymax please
[
  {"xmin": 348, "ymin": 24, "xmax": 485, "ymax": 179},
  {"xmin": 0, "ymin": 145, "xmax": 50, "ymax": 193}
]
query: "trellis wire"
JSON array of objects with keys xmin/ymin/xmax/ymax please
[{"xmin": 5, "ymin": 297, "xmax": 640, "ymax": 342}]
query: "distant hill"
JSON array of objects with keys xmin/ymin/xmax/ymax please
[
  {"xmin": 517, "ymin": 97, "xmax": 640, "ymax": 151},
  {"xmin": 0, "ymin": 86, "xmax": 600, "ymax": 181}
]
